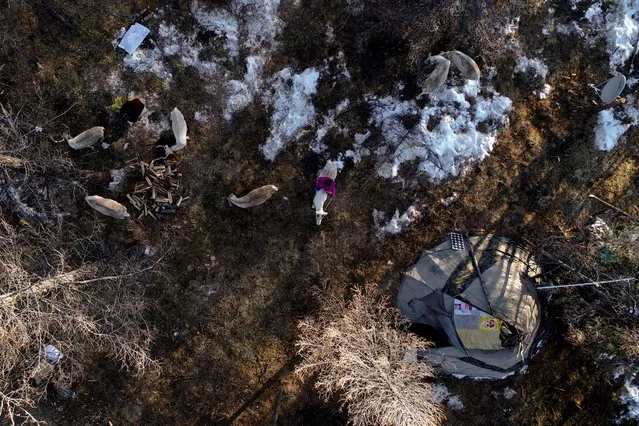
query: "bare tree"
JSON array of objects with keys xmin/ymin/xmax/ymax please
[{"xmin": 296, "ymin": 284, "xmax": 445, "ymax": 426}]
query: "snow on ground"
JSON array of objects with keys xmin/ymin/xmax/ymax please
[
  {"xmin": 322, "ymin": 51, "xmax": 352, "ymax": 84},
  {"xmin": 619, "ymin": 378, "xmax": 639, "ymax": 423},
  {"xmin": 564, "ymin": 0, "xmax": 639, "ymax": 150},
  {"xmin": 122, "ymin": 22, "xmax": 217, "ymax": 81},
  {"xmin": 492, "ymin": 387, "xmax": 517, "ymax": 400},
  {"xmin": 600, "ymin": 0, "xmax": 639, "ymax": 71},
  {"xmin": 432, "ymin": 383, "xmax": 465, "ymax": 412},
  {"xmin": 191, "ymin": 1, "xmax": 240, "ymax": 57},
  {"xmin": 614, "ymin": 366, "xmax": 639, "ymax": 423},
  {"xmin": 503, "ymin": 387, "xmax": 517, "ymax": 400},
  {"xmin": 556, "ymin": 21, "xmax": 586, "ymax": 37},
  {"xmin": 191, "ymin": 0, "xmax": 282, "ymax": 55},
  {"xmin": 123, "ymin": 46, "xmax": 172, "ymax": 81},
  {"xmin": 579, "ymin": 0, "xmax": 639, "ymax": 69},
  {"xmin": 122, "ymin": 0, "xmax": 282, "ymax": 86},
  {"xmin": 223, "ymin": 56, "xmax": 265, "ymax": 121},
  {"xmin": 109, "ymin": 168, "xmax": 126, "ymax": 192},
  {"xmin": 365, "ymin": 80, "xmax": 512, "ymax": 181},
  {"xmin": 159, "ymin": 23, "xmax": 218, "ymax": 76},
  {"xmin": 594, "ymin": 94, "xmax": 639, "ymax": 151},
  {"xmin": 536, "ymin": 84, "xmax": 552, "ymax": 99},
  {"xmin": 373, "ymin": 206, "xmax": 421, "ymax": 237},
  {"xmin": 311, "ymin": 99, "xmax": 349, "ymax": 153},
  {"xmin": 339, "ymin": 131, "xmax": 371, "ymax": 164},
  {"xmin": 191, "ymin": 0, "xmax": 283, "ymax": 121},
  {"xmin": 124, "ymin": 95, "xmax": 170, "ymax": 142},
  {"xmin": 260, "ymin": 67, "xmax": 320, "ymax": 161},
  {"xmin": 595, "ymin": 109, "xmax": 631, "ymax": 151},
  {"xmin": 503, "ymin": 17, "xmax": 522, "ymax": 50},
  {"xmin": 440, "ymin": 192, "xmax": 459, "ymax": 206},
  {"xmin": 194, "ymin": 110, "xmax": 210, "ymax": 123},
  {"xmin": 514, "ymin": 56, "xmax": 549, "ymax": 79}
]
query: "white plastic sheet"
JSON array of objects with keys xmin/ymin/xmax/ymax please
[
  {"xmin": 44, "ymin": 344, "xmax": 63, "ymax": 363},
  {"xmin": 118, "ymin": 23, "xmax": 150, "ymax": 55}
]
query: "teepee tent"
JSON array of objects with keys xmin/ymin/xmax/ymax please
[{"xmin": 397, "ymin": 234, "xmax": 544, "ymax": 379}]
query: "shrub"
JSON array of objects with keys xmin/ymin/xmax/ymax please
[{"xmin": 296, "ymin": 284, "xmax": 445, "ymax": 426}]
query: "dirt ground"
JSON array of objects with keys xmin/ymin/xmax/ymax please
[{"xmin": 1, "ymin": 0, "xmax": 638, "ymax": 424}]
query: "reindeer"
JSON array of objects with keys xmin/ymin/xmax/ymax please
[{"xmin": 313, "ymin": 160, "xmax": 338, "ymax": 225}]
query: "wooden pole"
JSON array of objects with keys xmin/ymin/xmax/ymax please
[{"xmin": 588, "ymin": 194, "xmax": 639, "ymax": 223}]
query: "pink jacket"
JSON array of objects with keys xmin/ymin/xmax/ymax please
[{"xmin": 315, "ymin": 176, "xmax": 336, "ymax": 197}]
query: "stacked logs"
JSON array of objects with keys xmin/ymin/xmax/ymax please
[{"xmin": 126, "ymin": 160, "xmax": 188, "ymax": 219}]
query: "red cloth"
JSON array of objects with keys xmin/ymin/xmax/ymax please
[{"xmin": 315, "ymin": 176, "xmax": 336, "ymax": 197}]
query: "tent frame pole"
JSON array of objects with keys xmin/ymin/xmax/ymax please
[
  {"xmin": 537, "ymin": 277, "xmax": 634, "ymax": 290},
  {"xmin": 465, "ymin": 236, "xmax": 495, "ymax": 315}
]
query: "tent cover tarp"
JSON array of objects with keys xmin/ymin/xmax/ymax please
[{"xmin": 397, "ymin": 234, "xmax": 543, "ymax": 379}]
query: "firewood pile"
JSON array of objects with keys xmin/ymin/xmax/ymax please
[{"xmin": 125, "ymin": 159, "xmax": 188, "ymax": 220}]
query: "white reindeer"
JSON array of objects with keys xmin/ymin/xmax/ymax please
[
  {"xmin": 163, "ymin": 107, "xmax": 189, "ymax": 156},
  {"xmin": 313, "ymin": 160, "xmax": 338, "ymax": 225}
]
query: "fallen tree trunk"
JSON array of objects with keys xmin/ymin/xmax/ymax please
[
  {"xmin": 0, "ymin": 267, "xmax": 91, "ymax": 307},
  {"xmin": 0, "ymin": 154, "xmax": 26, "ymax": 169}
]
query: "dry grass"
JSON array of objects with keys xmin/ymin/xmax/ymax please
[
  {"xmin": 0, "ymin": 105, "xmax": 157, "ymax": 424},
  {"xmin": 542, "ymin": 217, "xmax": 639, "ymax": 360},
  {"xmin": 296, "ymin": 284, "xmax": 445, "ymax": 426}
]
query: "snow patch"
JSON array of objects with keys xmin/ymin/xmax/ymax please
[
  {"xmin": 374, "ymin": 206, "xmax": 421, "ymax": 237},
  {"xmin": 192, "ymin": 0, "xmax": 282, "ymax": 54},
  {"xmin": 224, "ymin": 56, "xmax": 265, "ymax": 121},
  {"xmin": 595, "ymin": 109, "xmax": 630, "ymax": 151},
  {"xmin": 447, "ymin": 395, "xmax": 465, "ymax": 411},
  {"xmin": 311, "ymin": 99, "xmax": 349, "ymax": 153},
  {"xmin": 109, "ymin": 168, "xmax": 126, "ymax": 192},
  {"xmin": 129, "ymin": 95, "xmax": 170, "ymax": 141},
  {"xmin": 556, "ymin": 21, "xmax": 585, "ymax": 37},
  {"xmin": 594, "ymin": 97, "xmax": 639, "ymax": 151},
  {"xmin": 618, "ymin": 369, "xmax": 639, "ymax": 423},
  {"xmin": 440, "ymin": 192, "xmax": 459, "ymax": 206},
  {"xmin": 122, "ymin": 22, "xmax": 217, "ymax": 81},
  {"xmin": 260, "ymin": 67, "xmax": 320, "ymax": 161},
  {"xmin": 432, "ymin": 383, "xmax": 464, "ymax": 411},
  {"xmin": 326, "ymin": 25, "xmax": 335, "ymax": 43},
  {"xmin": 124, "ymin": 0, "xmax": 282, "ymax": 82},
  {"xmin": 367, "ymin": 80, "xmax": 512, "ymax": 181},
  {"xmin": 603, "ymin": 0, "xmax": 639, "ymax": 71},
  {"xmin": 325, "ymin": 51, "xmax": 351, "ymax": 82},
  {"xmin": 123, "ymin": 47, "xmax": 172, "ymax": 81},
  {"xmin": 579, "ymin": 0, "xmax": 639, "ymax": 70},
  {"xmin": 537, "ymin": 84, "xmax": 552, "ymax": 99},
  {"xmin": 614, "ymin": 366, "xmax": 627, "ymax": 380},
  {"xmin": 503, "ymin": 387, "xmax": 517, "ymax": 400},
  {"xmin": 339, "ymin": 131, "xmax": 371, "ymax": 164},
  {"xmin": 514, "ymin": 57, "xmax": 549, "ymax": 78},
  {"xmin": 159, "ymin": 23, "xmax": 217, "ymax": 76},
  {"xmin": 191, "ymin": 1, "xmax": 240, "ymax": 56},
  {"xmin": 194, "ymin": 110, "xmax": 209, "ymax": 123}
]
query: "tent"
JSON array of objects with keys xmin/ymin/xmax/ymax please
[{"xmin": 397, "ymin": 234, "xmax": 544, "ymax": 379}]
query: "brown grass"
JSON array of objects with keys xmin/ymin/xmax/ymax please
[{"xmin": 0, "ymin": 104, "xmax": 157, "ymax": 424}]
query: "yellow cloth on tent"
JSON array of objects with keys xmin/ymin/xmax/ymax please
[{"xmin": 453, "ymin": 299, "xmax": 503, "ymax": 350}]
